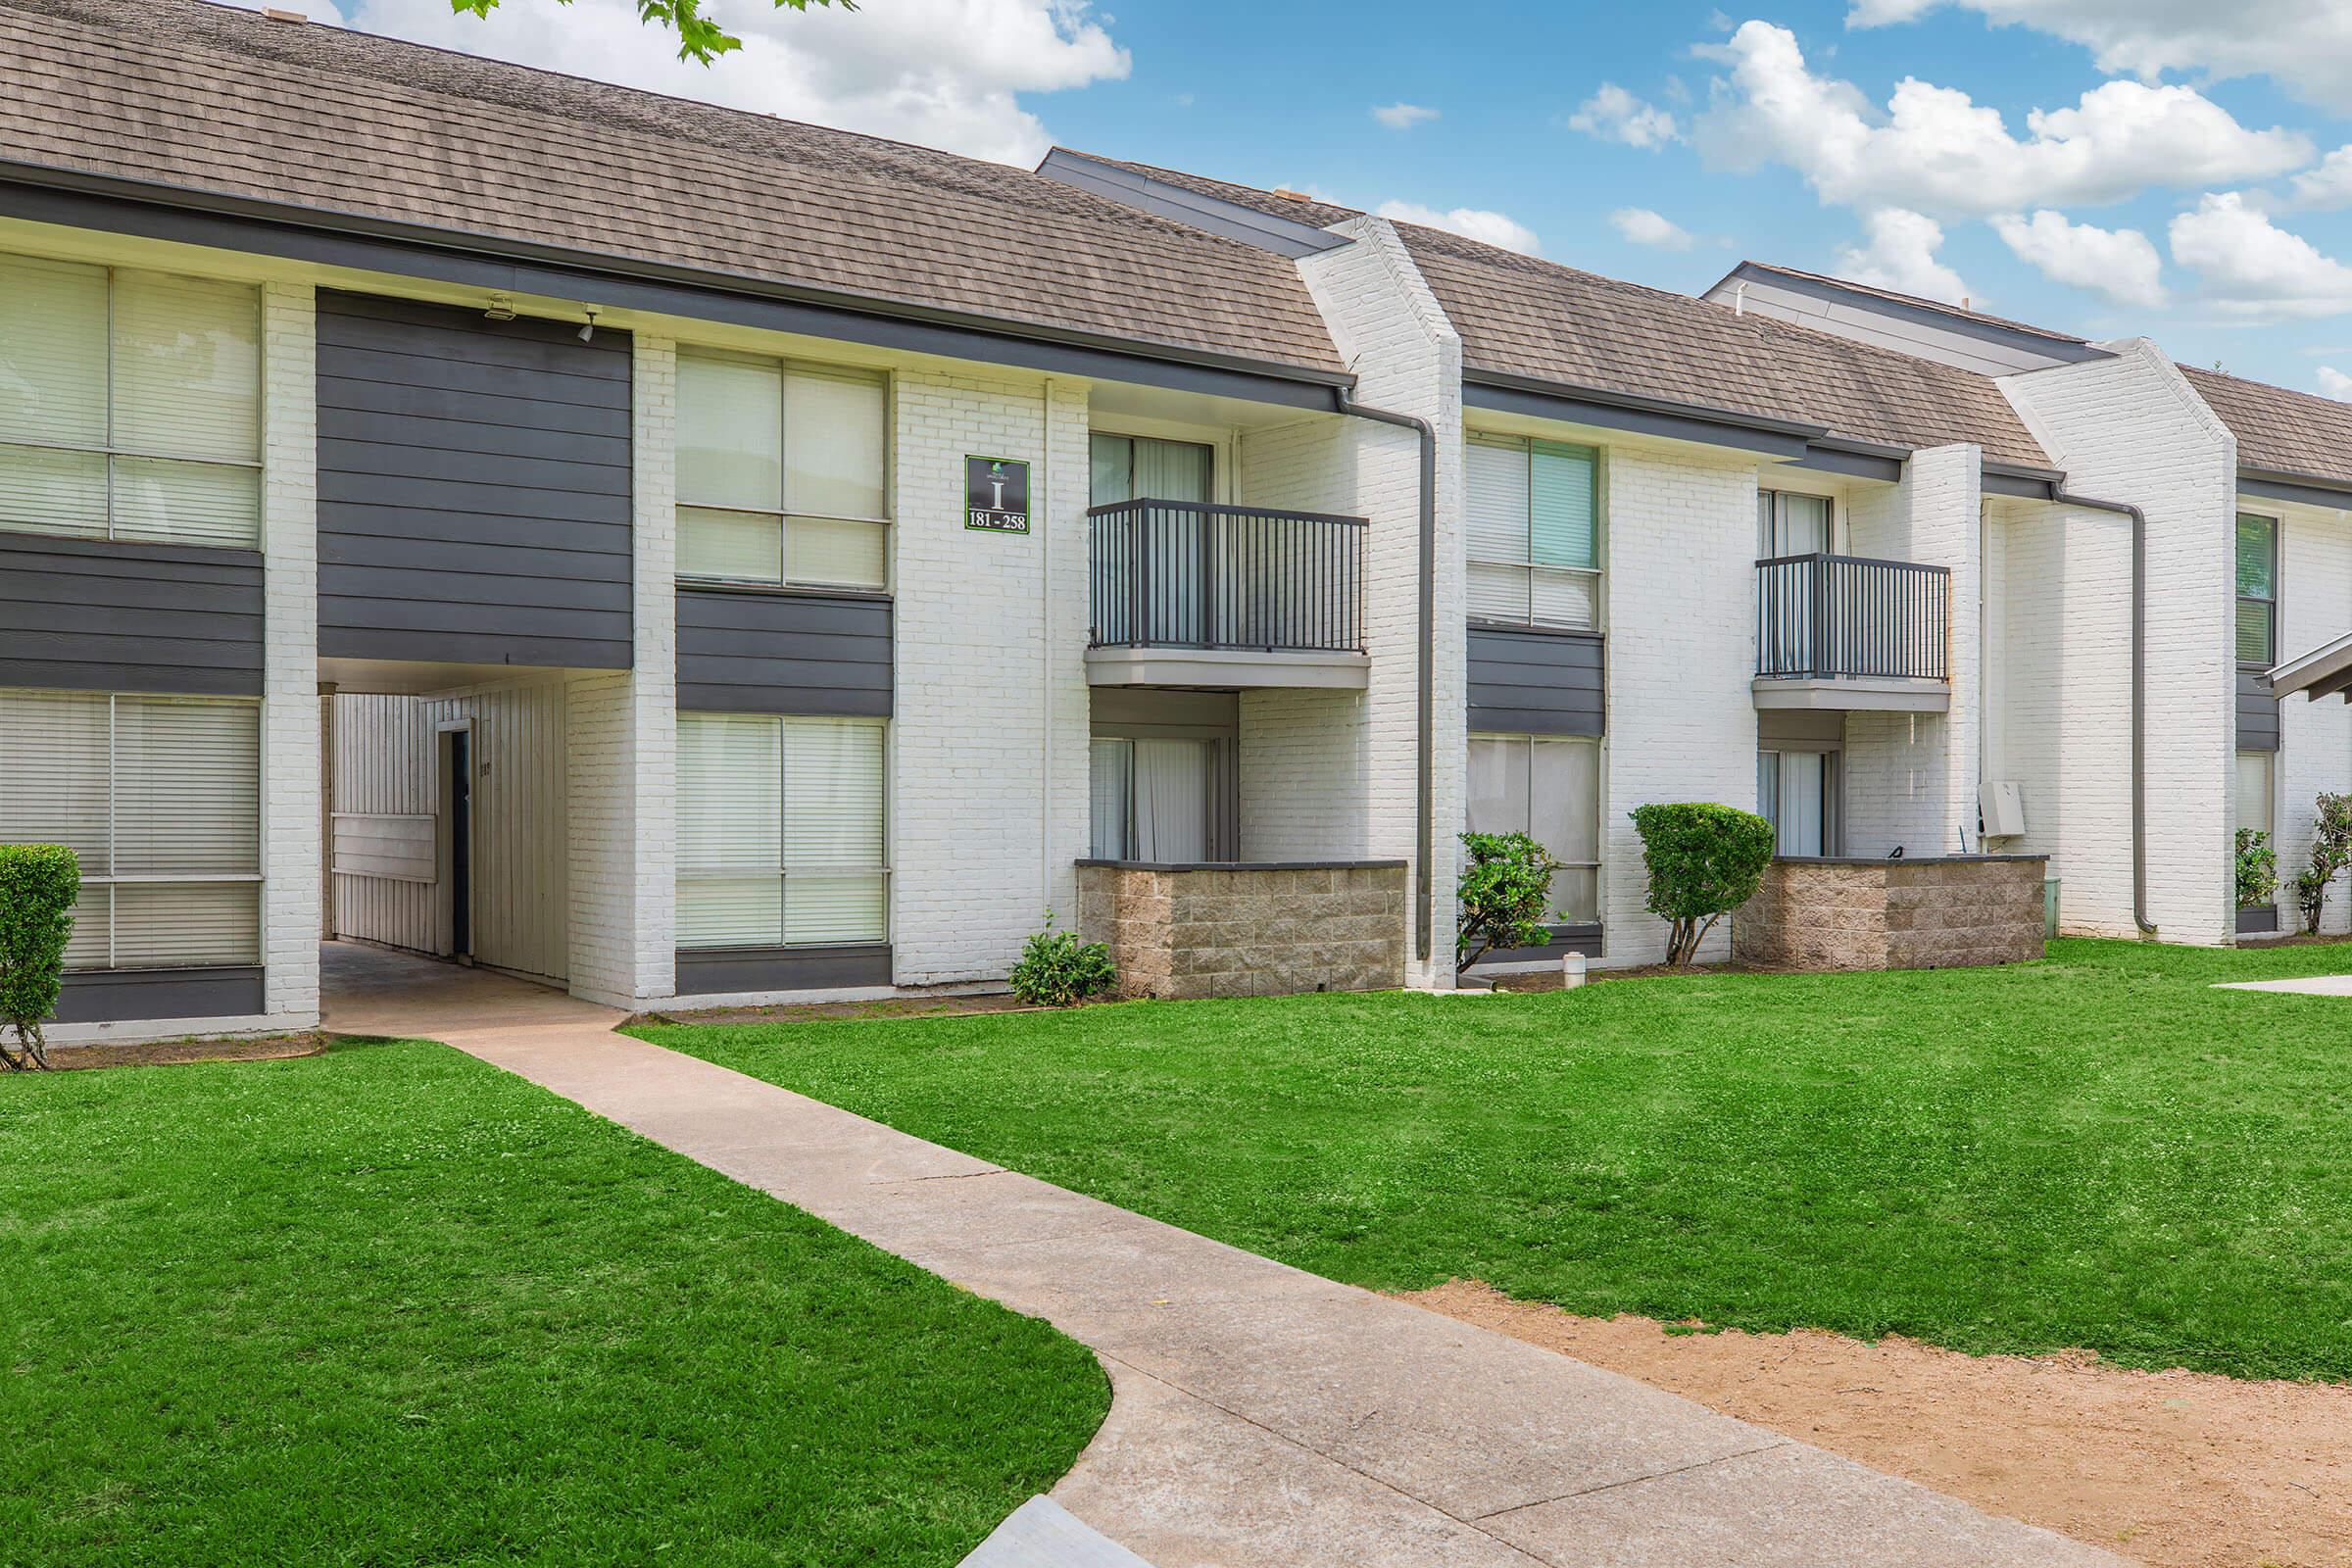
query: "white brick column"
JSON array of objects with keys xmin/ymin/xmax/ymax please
[
  {"xmin": 261, "ymin": 281, "xmax": 320, "ymax": 1027},
  {"xmin": 567, "ymin": 332, "xmax": 677, "ymax": 1005}
]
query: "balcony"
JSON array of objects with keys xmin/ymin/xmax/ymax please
[
  {"xmin": 1754, "ymin": 553, "xmax": 1951, "ymax": 712},
  {"xmin": 1086, "ymin": 500, "xmax": 1370, "ymax": 689}
]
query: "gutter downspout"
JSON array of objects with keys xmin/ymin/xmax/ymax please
[
  {"xmin": 1334, "ymin": 386, "xmax": 1439, "ymax": 972},
  {"xmin": 2048, "ymin": 490, "xmax": 2157, "ymax": 937}
]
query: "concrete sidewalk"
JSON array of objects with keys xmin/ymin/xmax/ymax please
[
  {"xmin": 322, "ymin": 942, "xmax": 2123, "ymax": 1568},
  {"xmin": 2216, "ymin": 972, "xmax": 2352, "ymax": 995}
]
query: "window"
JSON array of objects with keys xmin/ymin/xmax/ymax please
[
  {"xmin": 2236, "ymin": 514, "xmax": 2277, "ymax": 666},
  {"xmin": 1467, "ymin": 435, "xmax": 1599, "ymax": 629},
  {"xmin": 0, "ymin": 255, "xmax": 262, "ymax": 549},
  {"xmin": 2237, "ymin": 751, "xmax": 2275, "ymax": 840},
  {"xmin": 1087, "ymin": 737, "xmax": 1218, "ymax": 860},
  {"xmin": 1757, "ymin": 749, "xmax": 1838, "ymax": 857},
  {"xmin": 675, "ymin": 352, "xmax": 889, "ymax": 591},
  {"xmin": 1466, "ymin": 734, "xmax": 1601, "ymax": 924},
  {"xmin": 0, "ymin": 690, "xmax": 260, "ymax": 968},
  {"xmin": 1089, "ymin": 433, "xmax": 1212, "ymax": 506},
  {"xmin": 1757, "ymin": 490, "xmax": 1832, "ymax": 558},
  {"xmin": 676, "ymin": 712, "xmax": 888, "ymax": 948}
]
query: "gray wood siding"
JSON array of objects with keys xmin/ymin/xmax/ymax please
[
  {"xmin": 0, "ymin": 534, "xmax": 263, "ymax": 695},
  {"xmin": 1467, "ymin": 625, "xmax": 1604, "ymax": 736},
  {"xmin": 316, "ymin": 291, "xmax": 633, "ymax": 670},
  {"xmin": 56, "ymin": 966, "xmax": 265, "ymax": 1024},
  {"xmin": 674, "ymin": 945, "xmax": 893, "ymax": 995},
  {"xmin": 676, "ymin": 588, "xmax": 893, "ymax": 715},
  {"xmin": 2239, "ymin": 669, "xmax": 2280, "ymax": 752}
]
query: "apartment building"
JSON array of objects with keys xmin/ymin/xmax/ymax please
[{"xmin": 2, "ymin": 0, "xmax": 2344, "ymax": 1045}]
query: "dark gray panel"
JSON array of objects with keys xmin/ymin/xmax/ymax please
[
  {"xmin": 1792, "ymin": 445, "xmax": 1905, "ymax": 483},
  {"xmin": 673, "ymin": 946, "xmax": 892, "ymax": 994},
  {"xmin": 55, "ymin": 966, "xmax": 267, "ymax": 1024},
  {"xmin": 2239, "ymin": 668, "xmax": 2280, "ymax": 752},
  {"xmin": 0, "ymin": 534, "xmax": 264, "ymax": 695},
  {"xmin": 2237, "ymin": 905, "xmax": 2280, "ymax": 935},
  {"xmin": 316, "ymin": 290, "xmax": 634, "ymax": 670},
  {"xmin": 2239, "ymin": 471, "xmax": 2352, "ymax": 511},
  {"xmin": 1465, "ymin": 924, "xmax": 1604, "ymax": 969},
  {"xmin": 1463, "ymin": 375, "xmax": 1814, "ymax": 461},
  {"xmin": 1758, "ymin": 710, "xmax": 1844, "ymax": 745},
  {"xmin": 676, "ymin": 588, "xmax": 893, "ymax": 716},
  {"xmin": 1467, "ymin": 625, "xmax": 1604, "ymax": 736}
]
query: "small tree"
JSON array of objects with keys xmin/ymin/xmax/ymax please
[
  {"xmin": 1007, "ymin": 913, "xmax": 1117, "ymax": 1007},
  {"xmin": 1632, "ymin": 803, "xmax": 1775, "ymax": 966},
  {"xmin": 0, "ymin": 845, "xmax": 80, "ymax": 1070},
  {"xmin": 2292, "ymin": 792, "xmax": 2352, "ymax": 935},
  {"xmin": 2236, "ymin": 828, "xmax": 2278, "ymax": 909},
  {"xmin": 1456, "ymin": 831, "xmax": 1563, "ymax": 969}
]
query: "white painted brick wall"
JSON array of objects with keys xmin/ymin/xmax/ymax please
[
  {"xmin": 2276, "ymin": 500, "xmax": 2352, "ymax": 933},
  {"xmin": 1840, "ymin": 444, "xmax": 1982, "ymax": 857},
  {"xmin": 568, "ymin": 333, "xmax": 677, "ymax": 1007},
  {"xmin": 890, "ymin": 369, "xmax": 1091, "ymax": 984},
  {"xmin": 1602, "ymin": 447, "xmax": 1760, "ymax": 966},
  {"xmin": 2001, "ymin": 340, "xmax": 2237, "ymax": 943},
  {"xmin": 1294, "ymin": 218, "xmax": 1465, "ymax": 988},
  {"xmin": 261, "ymin": 280, "xmax": 321, "ymax": 1028}
]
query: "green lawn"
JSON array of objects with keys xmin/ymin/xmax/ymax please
[
  {"xmin": 1, "ymin": 1039, "xmax": 1106, "ymax": 1566},
  {"xmin": 641, "ymin": 939, "xmax": 2352, "ymax": 1384}
]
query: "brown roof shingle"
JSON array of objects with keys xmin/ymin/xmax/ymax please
[
  {"xmin": 1396, "ymin": 226, "xmax": 2050, "ymax": 467},
  {"xmin": 0, "ymin": 0, "xmax": 1346, "ymax": 376},
  {"xmin": 2179, "ymin": 366, "xmax": 2352, "ymax": 490}
]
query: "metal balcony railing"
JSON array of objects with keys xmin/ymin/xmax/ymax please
[
  {"xmin": 1088, "ymin": 500, "xmax": 1367, "ymax": 654},
  {"xmin": 1756, "ymin": 553, "xmax": 1950, "ymax": 681}
]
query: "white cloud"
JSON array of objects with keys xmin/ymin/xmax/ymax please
[
  {"xmin": 1990, "ymin": 210, "xmax": 2166, "ymax": 307},
  {"xmin": 1609, "ymin": 207, "xmax": 1697, "ymax": 250},
  {"xmin": 2319, "ymin": 366, "xmax": 2352, "ymax": 399},
  {"xmin": 2288, "ymin": 145, "xmax": 2352, "ymax": 212},
  {"xmin": 1375, "ymin": 201, "xmax": 1542, "ymax": 256},
  {"xmin": 1568, "ymin": 83, "xmax": 1681, "ymax": 149},
  {"xmin": 2169, "ymin": 191, "xmax": 2352, "ymax": 319},
  {"xmin": 1372, "ymin": 102, "xmax": 1440, "ymax": 129},
  {"xmin": 299, "ymin": 0, "xmax": 1128, "ymax": 166},
  {"xmin": 1696, "ymin": 21, "xmax": 2311, "ymax": 219},
  {"xmin": 1832, "ymin": 208, "xmax": 1971, "ymax": 304},
  {"xmin": 1846, "ymin": 1, "xmax": 2352, "ymax": 111}
]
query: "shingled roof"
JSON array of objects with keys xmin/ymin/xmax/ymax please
[
  {"xmin": 1395, "ymin": 227, "xmax": 2051, "ymax": 468},
  {"xmin": 2179, "ymin": 366, "xmax": 2352, "ymax": 492},
  {"xmin": 0, "ymin": 0, "xmax": 1347, "ymax": 377}
]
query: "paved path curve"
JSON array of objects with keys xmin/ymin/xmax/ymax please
[{"xmin": 322, "ymin": 943, "xmax": 2124, "ymax": 1568}]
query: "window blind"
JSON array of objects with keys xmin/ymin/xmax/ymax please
[
  {"xmin": 1466, "ymin": 732, "xmax": 1601, "ymax": 925},
  {"xmin": 1466, "ymin": 434, "xmax": 1598, "ymax": 630},
  {"xmin": 676, "ymin": 351, "xmax": 889, "ymax": 591},
  {"xmin": 0, "ymin": 254, "xmax": 261, "ymax": 549},
  {"xmin": 0, "ymin": 689, "xmax": 261, "ymax": 969},
  {"xmin": 675, "ymin": 711, "xmax": 888, "ymax": 950}
]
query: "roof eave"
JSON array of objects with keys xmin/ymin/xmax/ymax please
[{"xmin": 0, "ymin": 158, "xmax": 1356, "ymax": 408}]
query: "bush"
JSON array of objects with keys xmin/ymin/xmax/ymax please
[
  {"xmin": 1007, "ymin": 914, "xmax": 1117, "ymax": 1007},
  {"xmin": 2236, "ymin": 828, "xmax": 2278, "ymax": 909},
  {"xmin": 0, "ymin": 844, "xmax": 80, "ymax": 1070},
  {"xmin": 2293, "ymin": 793, "xmax": 2352, "ymax": 935},
  {"xmin": 1631, "ymin": 803, "xmax": 1776, "ymax": 966},
  {"xmin": 1457, "ymin": 831, "xmax": 1563, "ymax": 969}
]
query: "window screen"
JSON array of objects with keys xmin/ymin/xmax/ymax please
[
  {"xmin": 0, "ymin": 690, "xmax": 261, "ymax": 968},
  {"xmin": 1466, "ymin": 435, "xmax": 1598, "ymax": 629},
  {"xmin": 1466, "ymin": 733, "xmax": 1601, "ymax": 923},
  {"xmin": 0, "ymin": 255, "xmax": 261, "ymax": 548},
  {"xmin": 2235, "ymin": 514, "xmax": 2277, "ymax": 667},
  {"xmin": 676, "ymin": 352, "xmax": 889, "ymax": 590},
  {"xmin": 676, "ymin": 711, "xmax": 888, "ymax": 948}
]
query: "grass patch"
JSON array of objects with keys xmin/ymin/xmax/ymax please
[
  {"xmin": 640, "ymin": 938, "xmax": 2352, "ymax": 1384},
  {"xmin": 1, "ymin": 1038, "xmax": 1105, "ymax": 1565}
]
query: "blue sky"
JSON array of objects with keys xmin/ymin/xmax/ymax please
[{"xmin": 311, "ymin": 0, "xmax": 2352, "ymax": 394}]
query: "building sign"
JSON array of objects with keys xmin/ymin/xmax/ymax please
[{"xmin": 964, "ymin": 454, "xmax": 1031, "ymax": 534}]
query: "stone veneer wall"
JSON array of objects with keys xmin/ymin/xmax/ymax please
[
  {"xmin": 1733, "ymin": 857, "xmax": 2048, "ymax": 971},
  {"xmin": 1077, "ymin": 862, "xmax": 1407, "ymax": 1000}
]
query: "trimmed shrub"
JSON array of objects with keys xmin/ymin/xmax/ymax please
[
  {"xmin": 0, "ymin": 844, "xmax": 80, "ymax": 1070},
  {"xmin": 2293, "ymin": 792, "xmax": 2352, "ymax": 935},
  {"xmin": 1007, "ymin": 914, "xmax": 1117, "ymax": 1007},
  {"xmin": 1631, "ymin": 803, "xmax": 1776, "ymax": 966},
  {"xmin": 1456, "ymin": 831, "xmax": 1563, "ymax": 970},
  {"xmin": 2236, "ymin": 828, "xmax": 2278, "ymax": 910}
]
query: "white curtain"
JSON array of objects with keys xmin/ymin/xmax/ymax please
[
  {"xmin": 1133, "ymin": 739, "xmax": 1212, "ymax": 861},
  {"xmin": 1761, "ymin": 750, "xmax": 1829, "ymax": 857},
  {"xmin": 1089, "ymin": 739, "xmax": 1132, "ymax": 858}
]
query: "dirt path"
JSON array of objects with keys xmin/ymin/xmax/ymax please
[{"xmin": 1398, "ymin": 1281, "xmax": 2352, "ymax": 1568}]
